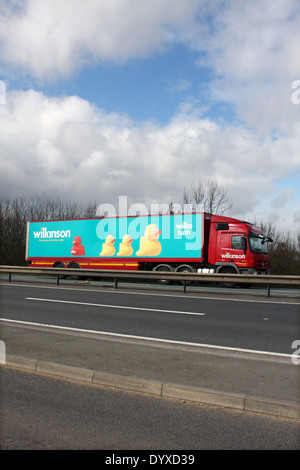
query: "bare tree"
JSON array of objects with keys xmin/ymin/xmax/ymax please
[
  {"xmin": 183, "ymin": 177, "xmax": 232, "ymax": 215},
  {"xmin": 253, "ymin": 219, "xmax": 279, "ymax": 245}
]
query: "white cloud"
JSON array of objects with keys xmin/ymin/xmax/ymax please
[
  {"xmin": 294, "ymin": 211, "xmax": 300, "ymax": 224},
  {"xmin": 1, "ymin": 0, "xmax": 299, "ymax": 136},
  {"xmin": 271, "ymin": 189, "xmax": 294, "ymax": 209},
  {"xmin": 0, "ymin": 0, "xmax": 200, "ymax": 81},
  {"xmin": 0, "ymin": 89, "xmax": 299, "ymax": 234},
  {"xmin": 191, "ymin": 0, "xmax": 300, "ymax": 134},
  {"xmin": 0, "ymin": 0, "xmax": 299, "ymax": 236}
]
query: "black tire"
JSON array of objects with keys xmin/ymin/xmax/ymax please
[
  {"xmin": 67, "ymin": 262, "xmax": 82, "ymax": 280},
  {"xmin": 153, "ymin": 264, "xmax": 174, "ymax": 285},
  {"xmin": 52, "ymin": 261, "xmax": 66, "ymax": 279},
  {"xmin": 175, "ymin": 264, "xmax": 195, "ymax": 285},
  {"xmin": 219, "ymin": 267, "xmax": 238, "ymax": 288}
]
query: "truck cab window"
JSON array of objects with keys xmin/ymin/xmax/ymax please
[
  {"xmin": 248, "ymin": 235, "xmax": 269, "ymax": 254},
  {"xmin": 231, "ymin": 235, "xmax": 245, "ymax": 250}
]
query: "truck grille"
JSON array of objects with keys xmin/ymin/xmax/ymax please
[{"xmin": 255, "ymin": 260, "xmax": 270, "ymax": 270}]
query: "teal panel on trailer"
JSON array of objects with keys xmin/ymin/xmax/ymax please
[{"xmin": 26, "ymin": 213, "xmax": 203, "ymax": 260}]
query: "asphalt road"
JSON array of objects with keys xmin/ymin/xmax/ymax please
[
  {"xmin": 0, "ymin": 280, "xmax": 299, "ymax": 427},
  {"xmin": 1, "ymin": 367, "xmax": 299, "ymax": 450},
  {"xmin": 0, "ymin": 282, "xmax": 299, "ymax": 355}
]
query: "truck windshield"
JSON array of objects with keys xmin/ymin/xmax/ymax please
[{"xmin": 248, "ymin": 235, "xmax": 269, "ymax": 254}]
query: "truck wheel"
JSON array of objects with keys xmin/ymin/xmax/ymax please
[
  {"xmin": 67, "ymin": 262, "xmax": 82, "ymax": 280},
  {"xmin": 52, "ymin": 261, "xmax": 66, "ymax": 279},
  {"xmin": 153, "ymin": 264, "xmax": 174, "ymax": 285},
  {"xmin": 175, "ymin": 264, "xmax": 195, "ymax": 285},
  {"xmin": 219, "ymin": 267, "xmax": 238, "ymax": 288},
  {"xmin": 176, "ymin": 264, "xmax": 195, "ymax": 273}
]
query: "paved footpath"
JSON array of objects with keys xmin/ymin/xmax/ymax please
[{"xmin": 1, "ymin": 321, "xmax": 299, "ymax": 420}]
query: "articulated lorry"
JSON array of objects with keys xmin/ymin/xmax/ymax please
[{"xmin": 26, "ymin": 212, "xmax": 271, "ymax": 276}]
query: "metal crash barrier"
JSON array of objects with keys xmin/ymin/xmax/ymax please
[{"xmin": 1, "ymin": 265, "xmax": 300, "ymax": 298}]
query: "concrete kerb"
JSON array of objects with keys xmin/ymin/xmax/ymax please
[
  {"xmin": 161, "ymin": 383, "xmax": 245, "ymax": 410},
  {"xmin": 3, "ymin": 354, "xmax": 300, "ymax": 421}
]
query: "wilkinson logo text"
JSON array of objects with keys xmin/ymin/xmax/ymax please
[
  {"xmin": 221, "ymin": 253, "xmax": 245, "ymax": 259},
  {"xmin": 33, "ymin": 227, "xmax": 71, "ymax": 239}
]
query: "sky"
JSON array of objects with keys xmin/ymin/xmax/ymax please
[{"xmin": 0, "ymin": 0, "xmax": 299, "ymax": 234}]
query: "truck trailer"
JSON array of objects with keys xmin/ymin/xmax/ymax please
[{"xmin": 25, "ymin": 212, "xmax": 271, "ymax": 276}]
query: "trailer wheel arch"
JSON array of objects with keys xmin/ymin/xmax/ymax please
[
  {"xmin": 216, "ymin": 263, "xmax": 239, "ymax": 274},
  {"xmin": 67, "ymin": 261, "xmax": 81, "ymax": 269},
  {"xmin": 52, "ymin": 261, "xmax": 65, "ymax": 268}
]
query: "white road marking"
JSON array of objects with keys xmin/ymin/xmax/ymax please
[
  {"xmin": 0, "ymin": 317, "xmax": 294, "ymax": 360},
  {"xmin": 1, "ymin": 281, "xmax": 299, "ymax": 304},
  {"xmin": 25, "ymin": 297, "xmax": 206, "ymax": 316}
]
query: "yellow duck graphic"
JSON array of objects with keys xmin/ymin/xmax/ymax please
[
  {"xmin": 100, "ymin": 235, "xmax": 116, "ymax": 256},
  {"xmin": 136, "ymin": 224, "xmax": 162, "ymax": 256},
  {"xmin": 117, "ymin": 234, "xmax": 134, "ymax": 256}
]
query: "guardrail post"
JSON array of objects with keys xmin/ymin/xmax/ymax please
[
  {"xmin": 56, "ymin": 275, "xmax": 60, "ymax": 286},
  {"xmin": 114, "ymin": 277, "xmax": 118, "ymax": 289},
  {"xmin": 183, "ymin": 280, "xmax": 186, "ymax": 293},
  {"xmin": 8, "ymin": 273, "xmax": 11, "ymax": 282},
  {"xmin": 267, "ymin": 284, "xmax": 270, "ymax": 298}
]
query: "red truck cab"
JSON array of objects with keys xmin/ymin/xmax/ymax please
[{"xmin": 207, "ymin": 215, "xmax": 271, "ymax": 275}]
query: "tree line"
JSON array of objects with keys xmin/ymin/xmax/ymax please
[
  {"xmin": 254, "ymin": 219, "xmax": 300, "ymax": 275},
  {"xmin": 0, "ymin": 197, "xmax": 98, "ymax": 266},
  {"xmin": 0, "ymin": 195, "xmax": 299, "ymax": 274}
]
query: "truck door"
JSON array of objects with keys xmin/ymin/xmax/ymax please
[
  {"xmin": 218, "ymin": 233, "xmax": 247, "ymax": 264},
  {"xmin": 218, "ymin": 233, "xmax": 231, "ymax": 262}
]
